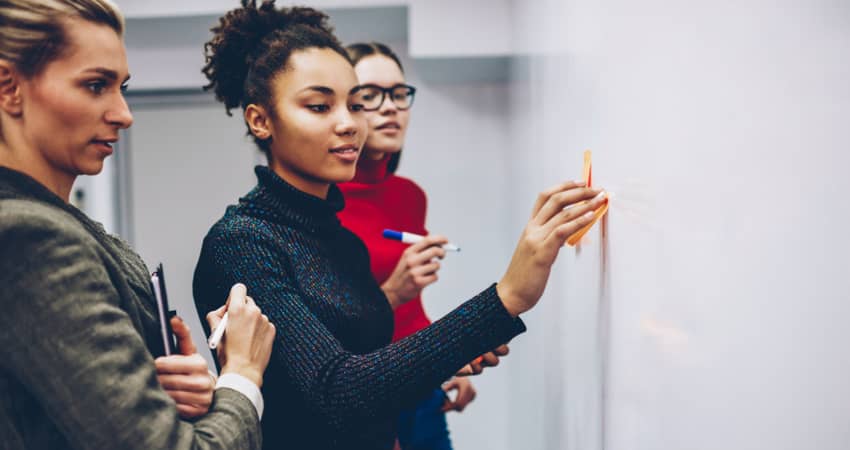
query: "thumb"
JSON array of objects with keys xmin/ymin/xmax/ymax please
[
  {"xmin": 226, "ymin": 283, "xmax": 248, "ymax": 316},
  {"xmin": 170, "ymin": 315, "xmax": 197, "ymax": 355}
]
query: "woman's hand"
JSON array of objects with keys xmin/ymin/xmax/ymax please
[
  {"xmin": 498, "ymin": 181, "xmax": 607, "ymax": 317},
  {"xmin": 206, "ymin": 283, "xmax": 276, "ymax": 388},
  {"xmin": 381, "ymin": 235, "xmax": 448, "ymax": 309},
  {"xmin": 155, "ymin": 316, "xmax": 214, "ymax": 418},
  {"xmin": 441, "ymin": 377, "xmax": 477, "ymax": 413}
]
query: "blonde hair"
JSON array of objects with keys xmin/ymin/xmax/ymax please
[{"xmin": 0, "ymin": 0, "xmax": 124, "ymax": 77}]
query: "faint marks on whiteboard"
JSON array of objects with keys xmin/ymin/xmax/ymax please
[
  {"xmin": 608, "ymin": 178, "xmax": 661, "ymax": 233},
  {"xmin": 639, "ymin": 316, "xmax": 692, "ymax": 359}
]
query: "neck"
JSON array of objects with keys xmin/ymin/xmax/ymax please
[
  {"xmin": 0, "ymin": 138, "xmax": 74, "ymax": 202},
  {"xmin": 268, "ymin": 158, "xmax": 331, "ymax": 199},
  {"xmin": 364, "ymin": 149, "xmax": 388, "ymax": 161}
]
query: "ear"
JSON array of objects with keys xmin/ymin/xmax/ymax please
[
  {"xmin": 244, "ymin": 104, "xmax": 273, "ymax": 140},
  {"xmin": 0, "ymin": 60, "xmax": 23, "ymax": 116}
]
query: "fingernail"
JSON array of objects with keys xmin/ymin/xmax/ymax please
[
  {"xmin": 584, "ymin": 211, "xmax": 595, "ymax": 219},
  {"xmin": 594, "ymin": 191, "xmax": 607, "ymax": 201}
]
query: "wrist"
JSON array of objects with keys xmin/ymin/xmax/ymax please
[
  {"xmin": 381, "ymin": 283, "xmax": 401, "ymax": 309},
  {"xmin": 221, "ymin": 364, "xmax": 263, "ymax": 388},
  {"xmin": 495, "ymin": 283, "xmax": 522, "ymax": 318}
]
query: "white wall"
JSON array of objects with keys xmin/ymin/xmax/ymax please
[{"xmin": 513, "ymin": 0, "xmax": 850, "ymax": 449}]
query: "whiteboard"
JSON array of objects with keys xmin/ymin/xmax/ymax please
[{"xmin": 511, "ymin": 1, "xmax": 850, "ymax": 449}]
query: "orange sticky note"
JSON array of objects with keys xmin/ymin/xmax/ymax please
[
  {"xmin": 566, "ymin": 149, "xmax": 608, "ymax": 247},
  {"xmin": 566, "ymin": 201, "xmax": 608, "ymax": 246}
]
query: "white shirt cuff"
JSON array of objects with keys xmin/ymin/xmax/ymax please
[{"xmin": 215, "ymin": 372, "xmax": 264, "ymax": 419}]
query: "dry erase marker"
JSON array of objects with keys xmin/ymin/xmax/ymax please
[
  {"xmin": 207, "ymin": 312, "xmax": 228, "ymax": 350},
  {"xmin": 382, "ymin": 229, "xmax": 461, "ymax": 252}
]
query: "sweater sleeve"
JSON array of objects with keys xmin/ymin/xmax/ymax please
[
  {"xmin": 0, "ymin": 205, "xmax": 261, "ymax": 450},
  {"xmin": 198, "ymin": 221, "xmax": 526, "ymax": 430}
]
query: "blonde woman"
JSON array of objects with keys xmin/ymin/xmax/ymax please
[{"xmin": 0, "ymin": 1, "xmax": 275, "ymax": 449}]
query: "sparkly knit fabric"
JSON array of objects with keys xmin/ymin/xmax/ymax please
[
  {"xmin": 193, "ymin": 166, "xmax": 526, "ymax": 450},
  {"xmin": 337, "ymin": 155, "xmax": 432, "ymax": 342}
]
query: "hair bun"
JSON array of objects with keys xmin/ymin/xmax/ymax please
[{"xmin": 202, "ymin": 0, "xmax": 334, "ymax": 114}]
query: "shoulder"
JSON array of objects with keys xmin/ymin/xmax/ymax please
[
  {"xmin": 204, "ymin": 208, "xmax": 277, "ymax": 247},
  {"xmin": 198, "ymin": 207, "xmax": 294, "ymax": 273},
  {"xmin": 386, "ymin": 175, "xmax": 427, "ymax": 203},
  {"xmin": 0, "ymin": 198, "xmax": 96, "ymax": 250}
]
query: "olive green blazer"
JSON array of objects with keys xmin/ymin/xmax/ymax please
[{"xmin": 0, "ymin": 166, "xmax": 261, "ymax": 450}]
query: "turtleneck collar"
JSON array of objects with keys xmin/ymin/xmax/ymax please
[
  {"xmin": 350, "ymin": 152, "xmax": 392, "ymax": 185},
  {"xmin": 244, "ymin": 165, "xmax": 345, "ymax": 234}
]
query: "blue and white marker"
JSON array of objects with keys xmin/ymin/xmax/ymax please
[{"xmin": 382, "ymin": 229, "xmax": 461, "ymax": 252}]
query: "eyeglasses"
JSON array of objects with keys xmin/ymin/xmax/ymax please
[{"xmin": 354, "ymin": 84, "xmax": 416, "ymax": 111}]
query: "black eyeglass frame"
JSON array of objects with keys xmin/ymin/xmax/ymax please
[{"xmin": 356, "ymin": 83, "xmax": 417, "ymax": 111}]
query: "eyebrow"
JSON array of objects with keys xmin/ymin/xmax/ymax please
[
  {"xmin": 300, "ymin": 85, "xmax": 364, "ymax": 96},
  {"xmin": 83, "ymin": 67, "xmax": 131, "ymax": 83}
]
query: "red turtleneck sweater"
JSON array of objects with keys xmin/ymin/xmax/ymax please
[{"xmin": 337, "ymin": 155, "xmax": 432, "ymax": 341}]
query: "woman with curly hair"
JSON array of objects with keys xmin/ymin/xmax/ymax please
[{"xmin": 193, "ymin": 1, "xmax": 608, "ymax": 449}]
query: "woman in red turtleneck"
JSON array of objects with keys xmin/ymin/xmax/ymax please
[{"xmin": 337, "ymin": 42, "xmax": 475, "ymax": 450}]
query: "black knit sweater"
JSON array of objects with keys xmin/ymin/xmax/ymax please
[{"xmin": 193, "ymin": 166, "xmax": 526, "ymax": 450}]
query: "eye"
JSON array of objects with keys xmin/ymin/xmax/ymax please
[
  {"xmin": 307, "ymin": 104, "xmax": 330, "ymax": 113},
  {"xmin": 349, "ymin": 103, "xmax": 364, "ymax": 112},
  {"xmin": 86, "ymin": 80, "xmax": 107, "ymax": 95}
]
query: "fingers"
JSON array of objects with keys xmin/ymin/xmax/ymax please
[
  {"xmin": 164, "ymin": 388, "xmax": 213, "ymax": 406},
  {"xmin": 170, "ymin": 316, "xmax": 197, "ymax": 356},
  {"xmin": 207, "ymin": 282, "xmax": 246, "ymax": 332},
  {"xmin": 543, "ymin": 192, "xmax": 607, "ymax": 249},
  {"xmin": 155, "ymin": 353, "xmax": 209, "ymax": 376},
  {"xmin": 404, "ymin": 245, "xmax": 447, "ymax": 267},
  {"xmin": 206, "ymin": 304, "xmax": 226, "ymax": 331},
  {"xmin": 480, "ymin": 352, "xmax": 500, "ymax": 368},
  {"xmin": 441, "ymin": 377, "xmax": 476, "ymax": 412},
  {"xmin": 492, "ymin": 344, "xmax": 509, "ymax": 357},
  {"xmin": 455, "ymin": 364, "xmax": 474, "ymax": 377},
  {"xmin": 226, "ymin": 283, "xmax": 248, "ymax": 315},
  {"xmin": 530, "ymin": 180, "xmax": 587, "ymax": 221},
  {"xmin": 441, "ymin": 399, "xmax": 453, "ymax": 413},
  {"xmin": 407, "ymin": 234, "xmax": 449, "ymax": 253},
  {"xmin": 176, "ymin": 403, "xmax": 209, "ymax": 419},
  {"xmin": 158, "ymin": 372, "xmax": 213, "ymax": 391},
  {"xmin": 533, "ymin": 185, "xmax": 602, "ymax": 227},
  {"xmin": 453, "ymin": 379, "xmax": 476, "ymax": 411}
]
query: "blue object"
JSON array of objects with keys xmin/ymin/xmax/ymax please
[
  {"xmin": 383, "ymin": 229, "xmax": 404, "ymax": 240},
  {"xmin": 396, "ymin": 388, "xmax": 453, "ymax": 450}
]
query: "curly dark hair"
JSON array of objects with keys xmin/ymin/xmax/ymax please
[{"xmin": 202, "ymin": 0, "xmax": 349, "ymax": 153}]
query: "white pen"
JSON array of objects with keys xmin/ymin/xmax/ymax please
[
  {"xmin": 382, "ymin": 229, "xmax": 461, "ymax": 252},
  {"xmin": 207, "ymin": 312, "xmax": 229, "ymax": 350}
]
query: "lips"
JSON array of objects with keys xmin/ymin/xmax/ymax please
[
  {"xmin": 376, "ymin": 122, "xmax": 400, "ymax": 130},
  {"xmin": 92, "ymin": 137, "xmax": 118, "ymax": 148},
  {"xmin": 329, "ymin": 144, "xmax": 358, "ymax": 154},
  {"xmin": 329, "ymin": 144, "xmax": 360, "ymax": 162}
]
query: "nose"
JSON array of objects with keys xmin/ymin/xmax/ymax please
[
  {"xmin": 335, "ymin": 107, "xmax": 359, "ymax": 137},
  {"xmin": 378, "ymin": 93, "xmax": 398, "ymax": 115},
  {"xmin": 105, "ymin": 93, "xmax": 133, "ymax": 129}
]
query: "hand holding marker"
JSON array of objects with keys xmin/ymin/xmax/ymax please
[{"xmin": 382, "ymin": 229, "xmax": 461, "ymax": 252}]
